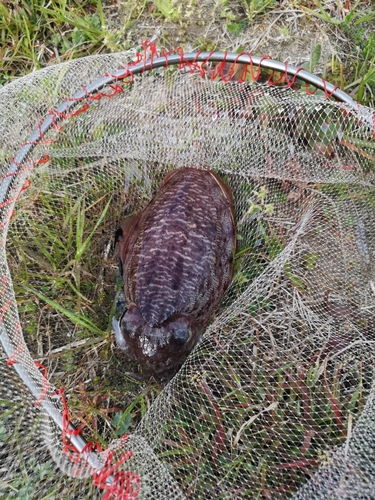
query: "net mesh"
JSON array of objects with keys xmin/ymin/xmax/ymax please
[{"xmin": 0, "ymin": 46, "xmax": 375, "ymax": 499}]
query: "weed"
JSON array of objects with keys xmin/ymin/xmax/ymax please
[
  {"xmin": 157, "ymin": 332, "xmax": 373, "ymax": 496},
  {"xmin": 9, "ymin": 188, "xmax": 114, "ymax": 338},
  {"xmin": 227, "ymin": 19, "xmax": 249, "ymax": 36},
  {"xmin": 300, "ymin": 1, "xmax": 375, "ymax": 106},
  {"xmin": 241, "ymin": 0, "xmax": 277, "ymax": 23},
  {"xmin": 300, "ymin": 43, "xmax": 322, "ymax": 75},
  {"xmin": 301, "ymin": 0, "xmax": 375, "ymax": 28},
  {"xmin": 0, "ymin": 0, "xmax": 125, "ymax": 85},
  {"xmin": 0, "ymin": 455, "xmax": 56, "ymax": 500},
  {"xmin": 153, "ymin": 0, "xmax": 182, "ymax": 21}
]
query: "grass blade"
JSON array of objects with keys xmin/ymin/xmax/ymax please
[
  {"xmin": 75, "ymin": 196, "xmax": 112, "ymax": 261},
  {"xmin": 24, "ymin": 285, "xmax": 106, "ymax": 336}
]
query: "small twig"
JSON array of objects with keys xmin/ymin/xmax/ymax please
[
  {"xmin": 344, "ymin": 412, "xmax": 353, "ymax": 458},
  {"xmin": 324, "ymin": 365, "xmax": 345, "ymax": 435},
  {"xmin": 233, "ymin": 402, "xmax": 278, "ymax": 447},
  {"xmin": 35, "ymin": 338, "xmax": 108, "ymax": 361},
  {"xmin": 328, "ymin": 339, "xmax": 375, "ymax": 361}
]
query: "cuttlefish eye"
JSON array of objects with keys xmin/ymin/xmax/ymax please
[
  {"xmin": 167, "ymin": 315, "xmax": 194, "ymax": 346},
  {"xmin": 120, "ymin": 304, "xmax": 144, "ymax": 338},
  {"xmin": 172, "ymin": 324, "xmax": 190, "ymax": 345}
]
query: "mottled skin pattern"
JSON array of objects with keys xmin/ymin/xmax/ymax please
[{"xmin": 115, "ymin": 167, "xmax": 235, "ymax": 378}]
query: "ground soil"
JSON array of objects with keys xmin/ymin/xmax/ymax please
[{"xmin": 103, "ymin": 0, "xmax": 353, "ymax": 78}]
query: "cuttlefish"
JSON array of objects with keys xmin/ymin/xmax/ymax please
[{"xmin": 113, "ymin": 167, "xmax": 235, "ymax": 379}]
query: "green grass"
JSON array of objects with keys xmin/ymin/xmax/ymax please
[
  {"xmin": 299, "ymin": 1, "xmax": 375, "ymax": 106},
  {"xmin": 1, "ymin": 1, "xmax": 375, "ymax": 106},
  {"xmin": 241, "ymin": 0, "xmax": 277, "ymax": 23},
  {"xmin": 153, "ymin": 0, "xmax": 182, "ymax": 20},
  {"xmin": 0, "ymin": 0, "xmax": 129, "ymax": 85},
  {"xmin": 4, "ymin": 166, "xmax": 162, "ymax": 487},
  {"xmin": 9, "ymin": 188, "xmax": 112, "ymax": 338}
]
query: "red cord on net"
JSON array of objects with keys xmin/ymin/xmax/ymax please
[
  {"xmin": 1, "ymin": 155, "xmax": 48, "ymax": 200},
  {"xmin": 23, "ymin": 124, "xmax": 54, "ymax": 146},
  {"xmin": 51, "ymin": 383, "xmax": 141, "ymax": 498},
  {"xmin": 214, "ymin": 53, "xmax": 250, "ymax": 83},
  {"xmin": 0, "ymin": 156, "xmax": 46, "ymax": 231},
  {"xmin": 205, "ymin": 53, "xmax": 272, "ymax": 83},
  {"xmin": 309, "ymin": 76, "xmax": 340, "ymax": 99},
  {"xmin": 6, "ymin": 334, "xmax": 25, "ymax": 366},
  {"xmin": 93, "ymin": 445, "xmax": 141, "ymax": 500},
  {"xmin": 34, "ymin": 360, "xmax": 50, "ymax": 406},
  {"xmin": 65, "ymin": 83, "xmax": 125, "ymax": 105},
  {"xmin": 266, "ymin": 62, "xmax": 302, "ymax": 88},
  {"xmin": 209, "ymin": 52, "xmax": 228, "ymax": 82},
  {"xmin": 161, "ymin": 46, "xmax": 184, "ymax": 69},
  {"xmin": 266, "ymin": 62, "xmax": 341, "ymax": 99},
  {"xmin": 141, "ymin": 40, "xmax": 159, "ymax": 71},
  {"xmin": 103, "ymin": 42, "xmax": 149, "ymax": 83},
  {"xmin": 48, "ymin": 103, "xmax": 90, "ymax": 131},
  {"xmin": 0, "ymin": 179, "xmax": 33, "ymax": 231},
  {"xmin": 0, "ymin": 172, "xmax": 31, "ymax": 211}
]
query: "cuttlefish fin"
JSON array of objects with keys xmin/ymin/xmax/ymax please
[{"xmin": 115, "ymin": 212, "xmax": 142, "ymax": 275}]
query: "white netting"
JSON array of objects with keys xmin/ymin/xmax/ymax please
[{"xmin": 0, "ymin": 48, "xmax": 375, "ymax": 499}]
